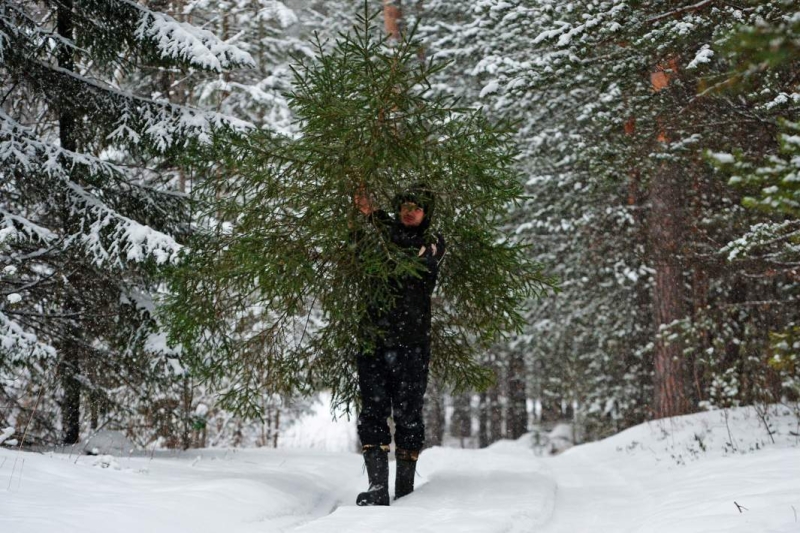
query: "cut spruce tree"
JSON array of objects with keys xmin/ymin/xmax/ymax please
[
  {"xmin": 167, "ymin": 8, "xmax": 556, "ymax": 417},
  {"xmin": 0, "ymin": 0, "xmax": 252, "ymax": 444}
]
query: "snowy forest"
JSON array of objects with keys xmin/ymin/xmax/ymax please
[
  {"xmin": 2, "ymin": 0, "xmax": 800, "ymax": 457},
  {"xmin": 3, "ymin": 1, "xmax": 800, "ymax": 532}
]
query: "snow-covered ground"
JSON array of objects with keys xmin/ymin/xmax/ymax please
[{"xmin": 2, "ymin": 405, "xmax": 798, "ymax": 533}]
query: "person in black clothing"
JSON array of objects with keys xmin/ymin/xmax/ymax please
[{"xmin": 352, "ymin": 183, "xmax": 446, "ymax": 506}]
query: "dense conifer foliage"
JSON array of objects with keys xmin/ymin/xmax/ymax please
[{"xmin": 0, "ymin": 0, "xmax": 252, "ymax": 445}]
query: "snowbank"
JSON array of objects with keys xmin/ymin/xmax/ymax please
[{"xmin": 542, "ymin": 405, "xmax": 800, "ymax": 533}]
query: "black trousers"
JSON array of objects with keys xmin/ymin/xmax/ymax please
[{"xmin": 357, "ymin": 343, "xmax": 430, "ymax": 451}]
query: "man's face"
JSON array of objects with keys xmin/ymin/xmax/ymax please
[{"xmin": 400, "ymin": 201, "xmax": 424, "ymax": 227}]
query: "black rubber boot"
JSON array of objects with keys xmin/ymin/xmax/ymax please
[
  {"xmin": 356, "ymin": 446, "xmax": 390, "ymax": 506},
  {"xmin": 394, "ymin": 448, "xmax": 419, "ymax": 500}
]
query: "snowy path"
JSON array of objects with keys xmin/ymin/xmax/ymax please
[
  {"xmin": 1, "ymin": 444, "xmax": 555, "ymax": 533},
  {"xmin": 2, "ymin": 407, "xmax": 799, "ymax": 533},
  {"xmin": 295, "ymin": 446, "xmax": 555, "ymax": 533},
  {"xmin": 537, "ymin": 443, "xmax": 653, "ymax": 533}
]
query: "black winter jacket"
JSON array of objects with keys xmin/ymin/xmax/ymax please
[{"xmin": 357, "ymin": 210, "xmax": 446, "ymax": 348}]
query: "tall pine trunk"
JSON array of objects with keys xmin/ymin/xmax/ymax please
[
  {"xmin": 649, "ymin": 160, "xmax": 691, "ymax": 418},
  {"xmin": 647, "ymin": 59, "xmax": 691, "ymax": 420}
]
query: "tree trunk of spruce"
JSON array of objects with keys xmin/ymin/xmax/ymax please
[
  {"xmin": 489, "ymin": 384, "xmax": 503, "ymax": 442},
  {"xmin": 685, "ymin": 165, "xmax": 711, "ymax": 406},
  {"xmin": 649, "ymin": 160, "xmax": 691, "ymax": 419},
  {"xmin": 622, "ymin": 115, "xmax": 656, "ymax": 428},
  {"xmin": 181, "ymin": 375, "xmax": 192, "ymax": 450},
  {"xmin": 89, "ymin": 390, "xmax": 99, "ymax": 430},
  {"xmin": 536, "ymin": 355, "xmax": 563, "ymax": 427},
  {"xmin": 57, "ymin": 0, "xmax": 82, "ymax": 446},
  {"xmin": 59, "ymin": 341, "xmax": 81, "ymax": 445},
  {"xmin": 423, "ymin": 377, "xmax": 445, "ymax": 447},
  {"xmin": 478, "ymin": 391, "xmax": 489, "ymax": 448},
  {"xmin": 273, "ymin": 408, "xmax": 280, "ymax": 448},
  {"xmin": 450, "ymin": 393, "xmax": 472, "ymax": 447},
  {"xmin": 506, "ymin": 350, "xmax": 528, "ymax": 438},
  {"xmin": 540, "ymin": 392, "xmax": 562, "ymax": 428},
  {"xmin": 723, "ymin": 276, "xmax": 747, "ymax": 402}
]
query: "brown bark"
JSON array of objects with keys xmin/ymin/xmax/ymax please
[
  {"xmin": 649, "ymin": 162, "xmax": 691, "ymax": 418},
  {"xmin": 383, "ymin": 0, "xmax": 403, "ymax": 40},
  {"xmin": 647, "ymin": 57, "xmax": 691, "ymax": 420}
]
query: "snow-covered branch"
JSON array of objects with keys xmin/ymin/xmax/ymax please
[
  {"xmin": 21, "ymin": 59, "xmax": 254, "ymax": 151},
  {"xmin": 129, "ymin": 0, "xmax": 255, "ymax": 71},
  {"xmin": 0, "ymin": 310, "xmax": 57, "ymax": 362},
  {"xmin": 1, "ymin": 110, "xmax": 182, "ymax": 267},
  {"xmin": 63, "ymin": 180, "xmax": 183, "ymax": 266},
  {"xmin": 0, "ymin": 209, "xmax": 57, "ymax": 245}
]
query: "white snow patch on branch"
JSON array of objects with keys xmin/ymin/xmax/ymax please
[
  {"xmin": 782, "ymin": 134, "xmax": 800, "ymax": 146},
  {"xmin": 708, "ymin": 151, "xmax": 735, "ymax": 164},
  {"xmin": 480, "ymin": 79, "xmax": 500, "ymax": 97},
  {"xmin": 686, "ymin": 44, "xmax": 713, "ymax": 69},
  {"xmin": 0, "ymin": 427, "xmax": 14, "ymax": 445},
  {"xmin": 0, "ymin": 209, "xmax": 57, "ymax": 245},
  {"xmin": 0, "ymin": 311, "xmax": 57, "ymax": 361},
  {"xmin": 133, "ymin": 4, "xmax": 254, "ymax": 72},
  {"xmin": 144, "ymin": 331, "xmax": 182, "ymax": 357},
  {"xmin": 256, "ymin": 1, "xmax": 298, "ymax": 28},
  {"xmin": 64, "ymin": 181, "xmax": 183, "ymax": 267},
  {"xmin": 33, "ymin": 61, "xmax": 255, "ymax": 149},
  {"xmin": 1, "ymin": 110, "xmax": 183, "ymax": 267}
]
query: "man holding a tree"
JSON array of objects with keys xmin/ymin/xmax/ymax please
[{"xmin": 353, "ymin": 183, "xmax": 445, "ymax": 506}]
